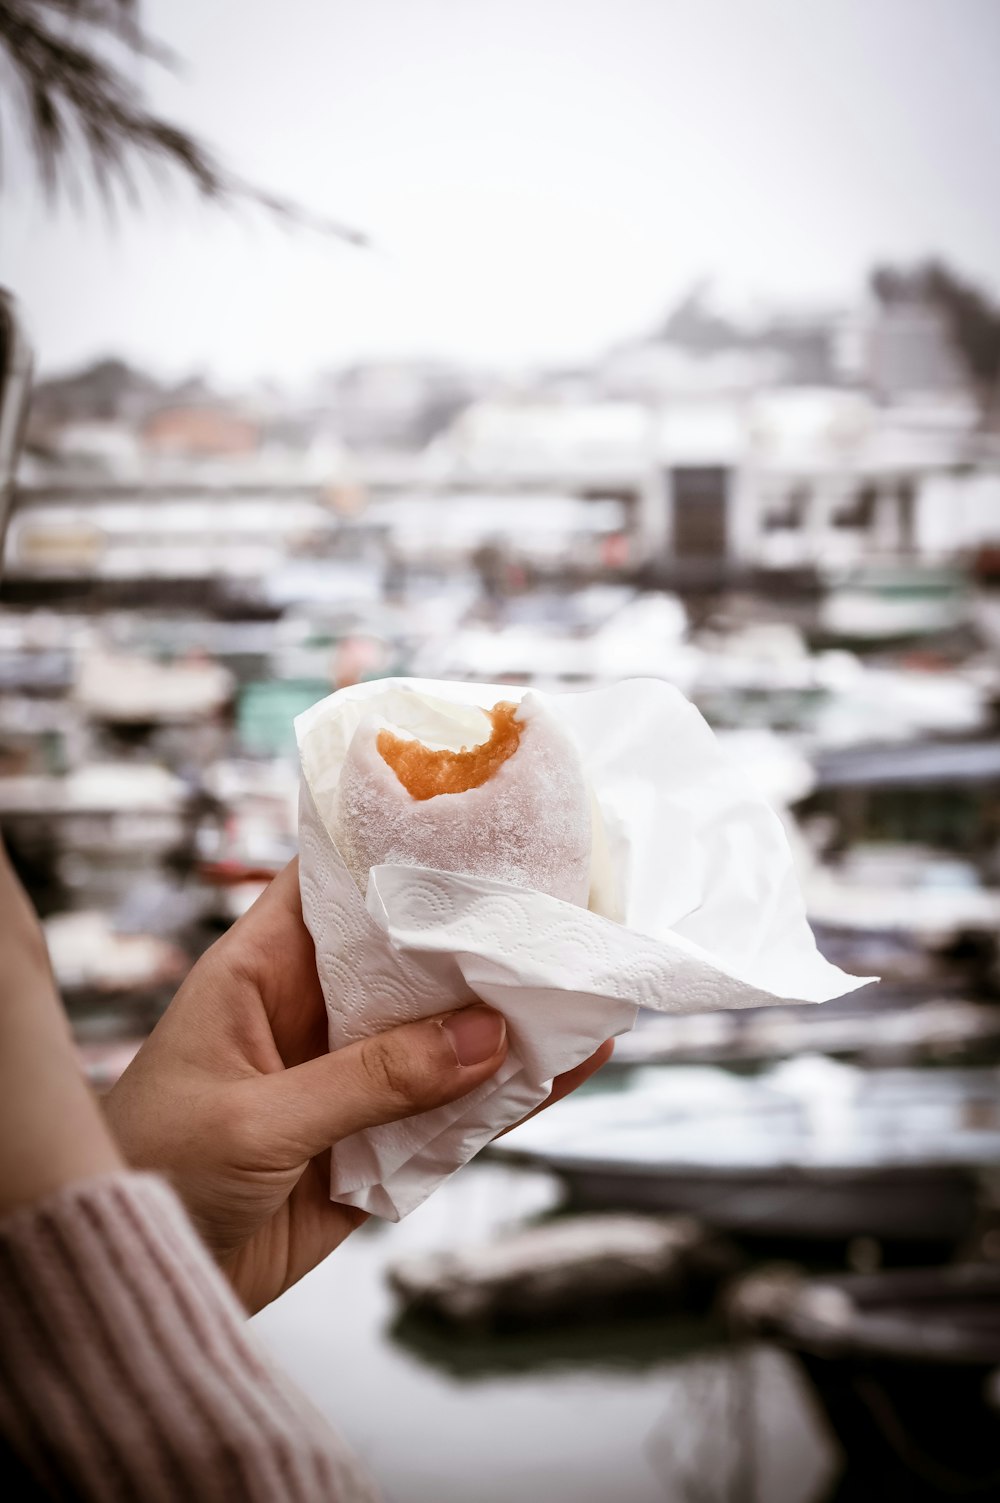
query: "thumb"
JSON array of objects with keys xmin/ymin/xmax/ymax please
[{"xmin": 256, "ymin": 1005, "xmax": 508, "ymax": 1163}]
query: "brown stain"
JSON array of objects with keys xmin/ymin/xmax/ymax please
[{"xmin": 377, "ymin": 701, "xmax": 523, "ymax": 800}]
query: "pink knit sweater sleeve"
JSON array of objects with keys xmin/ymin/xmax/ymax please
[{"xmin": 0, "ymin": 1172, "xmax": 379, "ymax": 1502}]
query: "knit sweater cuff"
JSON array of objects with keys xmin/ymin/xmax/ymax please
[{"xmin": 0, "ymin": 1171, "xmax": 375, "ymax": 1502}]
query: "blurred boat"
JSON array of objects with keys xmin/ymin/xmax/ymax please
[
  {"xmin": 809, "ymin": 664, "xmax": 989, "ymax": 746},
  {"xmin": 44, "ymin": 909, "xmax": 189, "ymax": 995},
  {"xmin": 804, "ymin": 845, "xmax": 1000, "ymax": 1001},
  {"xmin": 819, "ymin": 563, "xmax": 969, "ymax": 642},
  {"xmin": 73, "ymin": 649, "xmax": 234, "ymax": 723},
  {"xmin": 811, "ymin": 739, "xmax": 1000, "ymax": 805},
  {"xmin": 412, "ymin": 590, "xmax": 693, "ymax": 689},
  {"xmin": 0, "ymin": 760, "xmax": 199, "ymax": 907},
  {"xmin": 195, "ymin": 758, "xmax": 298, "ymax": 918},
  {"xmin": 388, "ymin": 1213, "xmax": 735, "ymax": 1331},
  {"xmin": 46, "ymin": 908, "xmax": 190, "ymax": 1041},
  {"xmin": 799, "ymin": 749, "xmax": 1000, "ymax": 998},
  {"xmin": 611, "ymin": 998, "xmax": 1000, "ymax": 1070},
  {"xmin": 492, "ymin": 1060, "xmax": 1000, "ymax": 1250},
  {"xmin": 234, "ymin": 679, "xmax": 329, "ymax": 758},
  {"xmin": 0, "ymin": 760, "xmax": 190, "ymax": 822},
  {"xmin": 808, "ymin": 844, "xmax": 1000, "ymax": 940},
  {"xmin": 729, "ymin": 1264, "xmax": 1000, "ymax": 1498}
]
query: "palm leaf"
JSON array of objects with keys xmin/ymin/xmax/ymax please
[{"xmin": 0, "ymin": 0, "xmax": 369, "ymax": 245}]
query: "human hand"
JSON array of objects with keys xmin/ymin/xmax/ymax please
[
  {"xmin": 104, "ymin": 861, "xmax": 612, "ymax": 1313},
  {"xmin": 0, "ymin": 839, "xmax": 123, "ymax": 1218}
]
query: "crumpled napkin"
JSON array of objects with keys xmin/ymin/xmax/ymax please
[{"xmin": 295, "ymin": 676, "xmax": 871, "ymax": 1220}]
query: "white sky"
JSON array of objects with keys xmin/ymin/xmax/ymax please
[{"xmin": 2, "ymin": 0, "xmax": 999, "ymax": 382}]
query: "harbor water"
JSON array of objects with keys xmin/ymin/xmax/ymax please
[{"xmin": 255, "ymin": 1161, "xmax": 835, "ymax": 1503}]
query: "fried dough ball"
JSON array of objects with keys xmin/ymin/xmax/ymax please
[{"xmin": 333, "ymin": 695, "xmax": 591, "ymax": 905}]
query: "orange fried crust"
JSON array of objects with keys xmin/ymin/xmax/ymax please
[{"xmin": 377, "ymin": 701, "xmax": 523, "ymax": 800}]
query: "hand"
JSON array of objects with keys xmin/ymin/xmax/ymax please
[
  {"xmin": 104, "ymin": 862, "xmax": 612, "ymax": 1313},
  {"xmin": 0, "ymin": 840, "xmax": 123, "ymax": 1218}
]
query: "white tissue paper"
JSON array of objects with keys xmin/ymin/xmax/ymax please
[{"xmin": 295, "ymin": 676, "xmax": 872, "ymax": 1220}]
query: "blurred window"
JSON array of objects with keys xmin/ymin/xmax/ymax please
[
  {"xmin": 764, "ymin": 486, "xmax": 808, "ymax": 530},
  {"xmin": 899, "ymin": 480, "xmax": 917, "ymax": 549},
  {"xmin": 833, "ymin": 485, "xmax": 878, "ymax": 529}
]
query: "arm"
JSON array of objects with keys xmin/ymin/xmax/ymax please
[
  {"xmin": 0, "ymin": 1173, "xmax": 377, "ymax": 1503},
  {"xmin": 0, "ymin": 842, "xmax": 376, "ymax": 1501},
  {"xmin": 0, "ymin": 841, "xmax": 122, "ymax": 1218}
]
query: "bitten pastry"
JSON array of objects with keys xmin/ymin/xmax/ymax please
[{"xmin": 332, "ymin": 693, "xmax": 592, "ymax": 904}]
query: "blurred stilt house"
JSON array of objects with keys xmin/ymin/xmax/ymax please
[
  {"xmin": 425, "ymin": 285, "xmax": 1000, "ymax": 585},
  {"xmin": 10, "ymin": 278, "xmax": 1000, "ymax": 600}
]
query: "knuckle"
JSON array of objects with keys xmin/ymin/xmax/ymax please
[{"xmin": 360, "ymin": 1035, "xmax": 419, "ymax": 1105}]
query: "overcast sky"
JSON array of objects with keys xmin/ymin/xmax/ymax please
[{"xmin": 2, "ymin": 0, "xmax": 999, "ymax": 382}]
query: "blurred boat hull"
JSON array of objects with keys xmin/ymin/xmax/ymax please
[
  {"xmin": 529, "ymin": 1157, "xmax": 978, "ymax": 1247},
  {"xmin": 734, "ymin": 1266, "xmax": 1000, "ymax": 1498}
]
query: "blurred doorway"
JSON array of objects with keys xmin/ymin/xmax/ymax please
[{"xmin": 671, "ymin": 466, "xmax": 729, "ymax": 559}]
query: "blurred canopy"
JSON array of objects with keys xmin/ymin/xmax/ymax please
[{"xmin": 0, "ymin": 0, "xmax": 368, "ymax": 242}]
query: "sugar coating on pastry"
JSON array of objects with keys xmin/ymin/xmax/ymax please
[{"xmin": 332, "ymin": 694, "xmax": 592, "ymax": 904}]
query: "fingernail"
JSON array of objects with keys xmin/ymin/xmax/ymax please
[{"xmin": 442, "ymin": 1006, "xmax": 507, "ymax": 1066}]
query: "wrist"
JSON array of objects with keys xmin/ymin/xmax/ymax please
[{"xmin": 0, "ymin": 1059, "xmax": 124, "ymax": 1219}]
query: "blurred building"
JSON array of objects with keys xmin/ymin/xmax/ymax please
[
  {"xmin": 424, "ymin": 386, "xmax": 999, "ymax": 577},
  {"xmin": 314, "ymin": 360, "xmax": 488, "ymax": 452},
  {"xmin": 141, "ymin": 405, "xmax": 261, "ymax": 458},
  {"xmin": 16, "ymin": 273, "xmax": 1000, "ymax": 595},
  {"xmin": 2, "ymin": 482, "xmax": 346, "ymax": 609}
]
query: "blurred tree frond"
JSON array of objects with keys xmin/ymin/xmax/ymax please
[
  {"xmin": 871, "ymin": 258, "xmax": 1000, "ymax": 405},
  {"xmin": 16, "ymin": 0, "xmax": 169, "ymax": 61},
  {"xmin": 0, "ymin": 0, "xmax": 370, "ymax": 245}
]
